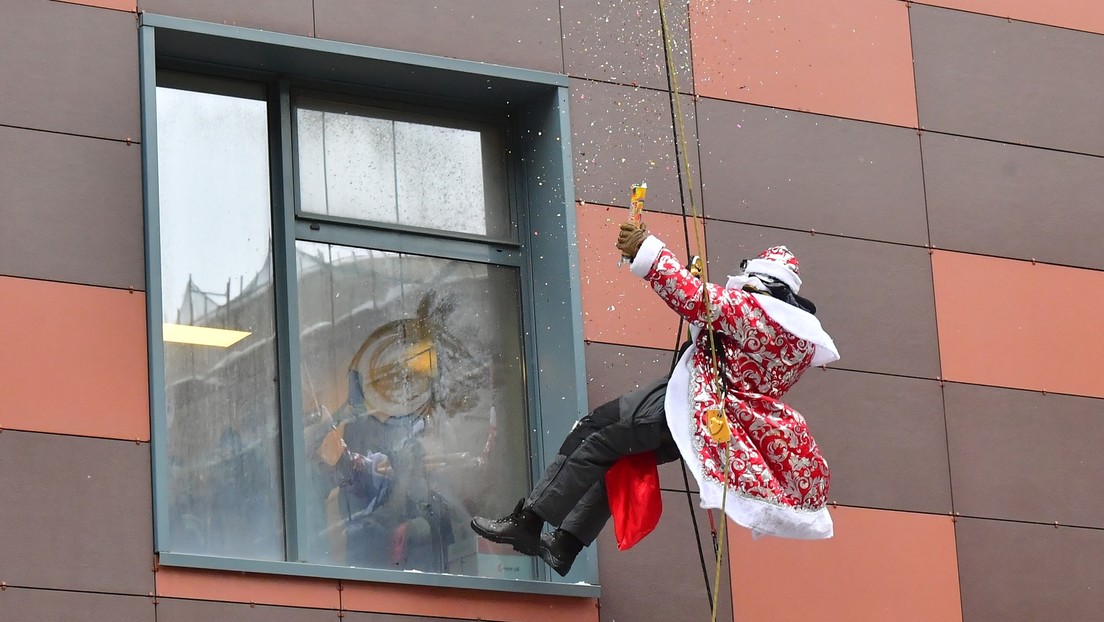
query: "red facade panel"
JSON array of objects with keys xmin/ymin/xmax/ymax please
[
  {"xmin": 933, "ymin": 251, "xmax": 1104, "ymax": 398},
  {"xmin": 0, "ymin": 276, "xmax": 149, "ymax": 440},
  {"xmin": 576, "ymin": 203, "xmax": 700, "ymax": 351},
  {"xmin": 155, "ymin": 568, "xmax": 340, "ymax": 610},
  {"xmin": 56, "ymin": 0, "xmax": 136, "ymax": 10},
  {"xmin": 690, "ymin": 0, "xmax": 917, "ymax": 127},
  {"xmin": 730, "ymin": 507, "xmax": 962, "ymax": 621}
]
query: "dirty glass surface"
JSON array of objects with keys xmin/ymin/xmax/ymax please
[
  {"xmin": 294, "ymin": 98, "xmax": 512, "ymax": 240},
  {"xmin": 156, "ymin": 82, "xmax": 285, "ymax": 560},
  {"xmin": 295, "ymin": 241, "xmax": 534, "ymax": 579}
]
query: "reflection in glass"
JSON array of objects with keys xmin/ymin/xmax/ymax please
[
  {"xmin": 296, "ymin": 242, "xmax": 534, "ymax": 578},
  {"xmin": 295, "ymin": 99, "xmax": 511, "ymax": 239},
  {"xmin": 156, "ymin": 83, "xmax": 285, "ymax": 560}
]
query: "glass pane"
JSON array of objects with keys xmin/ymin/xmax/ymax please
[
  {"xmin": 156, "ymin": 82, "xmax": 285, "ymax": 560},
  {"xmin": 296, "ymin": 242, "xmax": 534, "ymax": 578},
  {"xmin": 294, "ymin": 98, "xmax": 511, "ymax": 239}
]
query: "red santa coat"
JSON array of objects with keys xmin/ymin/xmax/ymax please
[{"xmin": 631, "ymin": 236, "xmax": 840, "ymax": 539}]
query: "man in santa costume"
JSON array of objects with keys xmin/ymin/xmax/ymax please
[{"xmin": 471, "ymin": 220, "xmax": 839, "ymax": 576}]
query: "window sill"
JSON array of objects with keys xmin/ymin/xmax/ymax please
[{"xmin": 156, "ymin": 551, "xmax": 601, "ymax": 598}]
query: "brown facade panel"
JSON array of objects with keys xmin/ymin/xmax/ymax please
[
  {"xmin": 0, "ymin": 431, "xmax": 153, "ymax": 594},
  {"xmin": 157, "ymin": 599, "xmax": 337, "ymax": 622},
  {"xmin": 912, "ymin": 5, "xmax": 1104, "ymax": 156},
  {"xmin": 570, "ymin": 78, "xmax": 699, "ymax": 216},
  {"xmin": 924, "ymin": 132, "xmax": 1104, "ymax": 269},
  {"xmin": 340, "ymin": 580, "xmax": 597, "ymax": 622},
  {"xmin": 787, "ymin": 368, "xmax": 951, "ymax": 514},
  {"xmin": 584, "ymin": 342, "xmax": 674, "ymax": 409},
  {"xmin": 0, "ymin": 126, "xmax": 144, "ymax": 289},
  {"xmin": 0, "ymin": 0, "xmax": 139, "ymax": 140},
  {"xmin": 0, "ymin": 276, "xmax": 149, "ymax": 441},
  {"xmin": 0, "ymin": 588, "xmax": 152, "ymax": 622},
  {"xmin": 946, "ymin": 383, "xmax": 1104, "ymax": 528},
  {"xmin": 956, "ymin": 518, "xmax": 1104, "ymax": 621},
  {"xmin": 933, "ymin": 251, "xmax": 1104, "ymax": 398},
  {"xmin": 583, "ymin": 341, "xmax": 695, "ymax": 492},
  {"xmin": 731, "ymin": 507, "xmax": 962, "ymax": 621},
  {"xmin": 697, "ymin": 100, "xmax": 928, "ymax": 245},
  {"xmin": 912, "ymin": 0, "xmax": 1104, "ymax": 35},
  {"xmin": 314, "ymin": 0, "xmax": 563, "ymax": 74},
  {"xmin": 705, "ymin": 222, "xmax": 941, "ymax": 379},
  {"xmin": 690, "ymin": 0, "xmax": 917, "ymax": 127},
  {"xmin": 597, "ymin": 490, "xmax": 731, "ymax": 622},
  {"xmin": 138, "ymin": 0, "xmax": 314, "ymax": 37},
  {"xmin": 561, "ymin": 0, "xmax": 693, "ymax": 91},
  {"xmin": 577, "ymin": 204, "xmax": 698, "ymax": 351}
]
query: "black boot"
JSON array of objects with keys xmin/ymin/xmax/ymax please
[
  {"xmin": 471, "ymin": 499, "xmax": 542, "ymax": 556},
  {"xmin": 538, "ymin": 528, "xmax": 584, "ymax": 577}
]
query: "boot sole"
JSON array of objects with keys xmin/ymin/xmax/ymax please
[{"xmin": 470, "ymin": 519, "xmax": 540, "ymax": 556}]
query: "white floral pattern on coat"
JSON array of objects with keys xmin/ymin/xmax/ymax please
[{"xmin": 643, "ymin": 243, "xmax": 831, "ymax": 528}]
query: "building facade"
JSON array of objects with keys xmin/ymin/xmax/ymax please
[{"xmin": 1, "ymin": 1, "xmax": 1103, "ymax": 620}]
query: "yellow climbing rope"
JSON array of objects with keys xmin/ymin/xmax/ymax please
[{"xmin": 656, "ymin": 2, "xmax": 732, "ymax": 620}]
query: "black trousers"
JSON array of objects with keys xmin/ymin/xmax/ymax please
[{"xmin": 525, "ymin": 376, "xmax": 679, "ymax": 545}]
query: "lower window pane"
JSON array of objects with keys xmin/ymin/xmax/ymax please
[{"xmin": 296, "ymin": 242, "xmax": 534, "ymax": 578}]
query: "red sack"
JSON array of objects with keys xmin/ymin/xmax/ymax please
[{"xmin": 605, "ymin": 451, "xmax": 662, "ymax": 550}]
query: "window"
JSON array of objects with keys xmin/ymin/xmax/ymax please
[{"xmin": 142, "ymin": 16, "xmax": 590, "ymax": 595}]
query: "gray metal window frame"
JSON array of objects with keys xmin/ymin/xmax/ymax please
[{"xmin": 139, "ymin": 14, "xmax": 595, "ymax": 597}]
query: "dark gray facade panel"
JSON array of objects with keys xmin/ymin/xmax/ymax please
[
  {"xmin": 946, "ymin": 383, "xmax": 1104, "ymax": 527},
  {"xmin": 703, "ymin": 222, "xmax": 941, "ymax": 379},
  {"xmin": 562, "ymin": 0, "xmax": 693, "ymax": 91},
  {"xmin": 0, "ymin": 0, "xmax": 139, "ymax": 140},
  {"xmin": 957, "ymin": 518, "xmax": 1104, "ymax": 622},
  {"xmin": 139, "ymin": 0, "xmax": 314, "ymax": 37},
  {"xmin": 787, "ymin": 368, "xmax": 951, "ymax": 514},
  {"xmin": 314, "ymin": 0, "xmax": 563, "ymax": 74},
  {"xmin": 584, "ymin": 342, "xmax": 674, "ymax": 409},
  {"xmin": 912, "ymin": 5, "xmax": 1104, "ymax": 156},
  {"xmin": 584, "ymin": 341, "xmax": 694, "ymax": 491},
  {"xmin": 0, "ymin": 126, "xmax": 144, "ymax": 289},
  {"xmin": 570, "ymin": 79, "xmax": 700, "ymax": 216},
  {"xmin": 0, "ymin": 588, "xmax": 153, "ymax": 622},
  {"xmin": 0, "ymin": 431, "xmax": 153, "ymax": 594},
  {"xmin": 698, "ymin": 100, "xmax": 929, "ymax": 246},
  {"xmin": 157, "ymin": 599, "xmax": 336, "ymax": 622},
  {"xmin": 596, "ymin": 490, "xmax": 730, "ymax": 622},
  {"xmin": 923, "ymin": 132, "xmax": 1104, "ymax": 269}
]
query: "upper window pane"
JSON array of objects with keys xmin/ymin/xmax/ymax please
[
  {"xmin": 294, "ymin": 97, "xmax": 512, "ymax": 239},
  {"xmin": 155, "ymin": 80, "xmax": 285, "ymax": 560}
]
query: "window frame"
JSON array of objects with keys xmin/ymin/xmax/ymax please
[{"xmin": 140, "ymin": 14, "xmax": 594, "ymax": 597}]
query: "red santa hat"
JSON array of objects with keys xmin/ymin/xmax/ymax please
[{"xmin": 743, "ymin": 245, "xmax": 802, "ymax": 293}]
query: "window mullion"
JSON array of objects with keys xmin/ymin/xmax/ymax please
[{"xmin": 271, "ymin": 78, "xmax": 310, "ymax": 563}]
